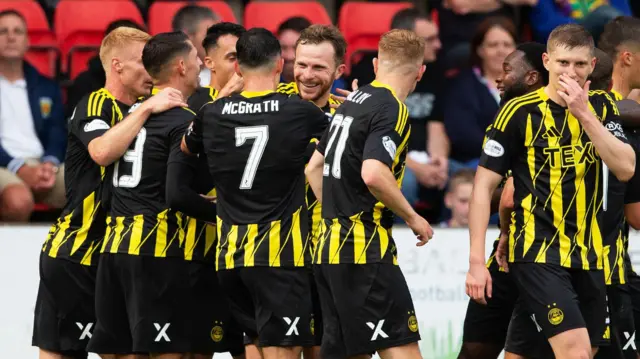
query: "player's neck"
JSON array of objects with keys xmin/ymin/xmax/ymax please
[
  {"xmin": 315, "ymin": 87, "xmax": 332, "ymax": 108},
  {"xmin": 104, "ymin": 77, "xmax": 137, "ymax": 106},
  {"xmin": 209, "ymin": 74, "xmax": 221, "ymax": 92},
  {"xmin": 154, "ymin": 79, "xmax": 194, "ymax": 99},
  {"xmin": 544, "ymin": 83, "xmax": 567, "ymax": 107},
  {"xmin": 612, "ymin": 69, "xmax": 631, "ymax": 98},
  {"xmin": 373, "ymin": 76, "xmax": 411, "ymax": 102},
  {"xmin": 0, "ymin": 58, "xmax": 23, "ymax": 82},
  {"xmin": 242, "ymin": 75, "xmax": 277, "ymax": 94}
]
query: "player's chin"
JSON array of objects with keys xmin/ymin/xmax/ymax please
[{"xmin": 299, "ymin": 85, "xmax": 322, "ymax": 100}]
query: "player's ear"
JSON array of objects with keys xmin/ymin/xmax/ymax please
[
  {"xmin": 542, "ymin": 52, "xmax": 550, "ymax": 71},
  {"xmin": 112, "ymin": 58, "xmax": 123, "ymax": 74},
  {"xmin": 416, "ymin": 64, "xmax": 426, "ymax": 82},
  {"xmin": 335, "ymin": 63, "xmax": 346, "ymax": 80},
  {"xmin": 623, "ymin": 51, "xmax": 633, "ymax": 66},
  {"xmin": 590, "ymin": 56, "xmax": 597, "ymax": 70},
  {"xmin": 234, "ymin": 61, "xmax": 241, "ymax": 76},
  {"xmin": 277, "ymin": 56, "xmax": 284, "ymax": 75},
  {"xmin": 373, "ymin": 57, "xmax": 378, "ymax": 76},
  {"xmin": 526, "ymin": 70, "xmax": 538, "ymax": 86},
  {"xmin": 204, "ymin": 56, "xmax": 214, "ymax": 71}
]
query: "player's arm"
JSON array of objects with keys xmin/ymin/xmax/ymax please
[
  {"xmin": 88, "ymin": 88, "xmax": 186, "ymax": 166},
  {"xmin": 499, "ymin": 177, "xmax": 514, "ymax": 235},
  {"xmin": 167, "ymin": 118, "xmax": 217, "ymax": 222},
  {"xmin": 617, "ymin": 99, "xmax": 640, "ymax": 128},
  {"xmin": 181, "ymin": 102, "xmax": 212, "ymax": 156},
  {"xmin": 306, "ymin": 150, "xmax": 324, "ymax": 201},
  {"xmin": 624, "ymin": 139, "xmax": 640, "ymax": 229}
]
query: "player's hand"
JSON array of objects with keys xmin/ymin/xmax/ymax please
[
  {"xmin": 557, "ymin": 74, "xmax": 590, "ymax": 119},
  {"xmin": 496, "ymin": 231, "xmax": 509, "ymax": 272},
  {"xmin": 466, "ymin": 262, "xmax": 492, "ymax": 305},
  {"xmin": 219, "ymin": 73, "xmax": 244, "ymax": 98},
  {"xmin": 406, "ymin": 213, "xmax": 433, "ymax": 246},
  {"xmin": 330, "ymin": 79, "xmax": 359, "ymax": 108},
  {"xmin": 146, "ymin": 87, "xmax": 187, "ymax": 114}
]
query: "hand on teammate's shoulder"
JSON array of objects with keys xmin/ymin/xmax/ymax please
[{"xmin": 146, "ymin": 87, "xmax": 188, "ymax": 114}]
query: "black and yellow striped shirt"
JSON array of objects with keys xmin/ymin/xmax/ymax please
[
  {"xmin": 42, "ymin": 88, "xmax": 127, "ymax": 266},
  {"xmin": 102, "ymin": 89, "xmax": 194, "ymax": 258},
  {"xmin": 316, "ymin": 80, "xmax": 410, "ymax": 265},
  {"xmin": 201, "ymin": 91, "xmax": 328, "ymax": 270},
  {"xmin": 480, "ymin": 87, "xmax": 627, "ymax": 270}
]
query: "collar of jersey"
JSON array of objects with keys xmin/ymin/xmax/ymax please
[
  {"xmin": 240, "ymin": 90, "xmax": 275, "ymax": 98},
  {"xmin": 611, "ymin": 89, "xmax": 623, "ymax": 100},
  {"xmin": 151, "ymin": 87, "xmax": 162, "ymax": 95},
  {"xmin": 370, "ymin": 80, "xmax": 397, "ymax": 97}
]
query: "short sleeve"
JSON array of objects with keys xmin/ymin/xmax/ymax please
[
  {"xmin": 363, "ymin": 102, "xmax": 410, "ymax": 168},
  {"xmin": 169, "ymin": 110, "xmax": 194, "ymax": 164},
  {"xmin": 626, "ymin": 132, "xmax": 640, "ymax": 204},
  {"xmin": 595, "ymin": 92, "xmax": 628, "ymax": 144},
  {"xmin": 184, "ymin": 108, "xmax": 206, "ymax": 154},
  {"xmin": 70, "ymin": 93, "xmax": 114, "ymax": 148},
  {"xmin": 478, "ymin": 101, "xmax": 524, "ymax": 176}
]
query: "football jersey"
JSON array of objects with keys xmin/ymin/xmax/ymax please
[
  {"xmin": 42, "ymin": 88, "xmax": 127, "ymax": 266},
  {"xmin": 101, "ymin": 88, "xmax": 194, "ymax": 258},
  {"xmin": 316, "ymin": 80, "xmax": 411, "ymax": 265},
  {"xmin": 201, "ymin": 90, "xmax": 327, "ymax": 270},
  {"xmin": 480, "ymin": 87, "xmax": 626, "ymax": 270}
]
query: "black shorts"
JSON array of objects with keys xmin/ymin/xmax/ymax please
[
  {"xmin": 87, "ymin": 254, "xmax": 192, "ymax": 354},
  {"xmin": 308, "ymin": 266, "xmax": 323, "ymax": 346},
  {"xmin": 628, "ymin": 271, "xmax": 640, "ymax": 351},
  {"xmin": 32, "ymin": 253, "xmax": 96, "ymax": 358},
  {"xmin": 510, "ymin": 263, "xmax": 607, "ymax": 346},
  {"xmin": 217, "ymin": 266, "xmax": 314, "ymax": 348},
  {"xmin": 595, "ymin": 284, "xmax": 638, "ymax": 359},
  {"xmin": 462, "ymin": 268, "xmax": 518, "ymax": 345},
  {"xmin": 505, "ymin": 296, "xmax": 553, "ymax": 359},
  {"xmin": 314, "ymin": 262, "xmax": 420, "ymax": 358},
  {"xmin": 188, "ymin": 261, "xmax": 245, "ymax": 356}
]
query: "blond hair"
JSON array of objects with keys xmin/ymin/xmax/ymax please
[
  {"xmin": 377, "ymin": 29, "xmax": 424, "ymax": 71},
  {"xmin": 99, "ymin": 27, "xmax": 151, "ymax": 72},
  {"xmin": 448, "ymin": 169, "xmax": 475, "ymax": 194}
]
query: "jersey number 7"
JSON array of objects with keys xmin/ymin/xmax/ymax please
[
  {"xmin": 235, "ymin": 125, "xmax": 269, "ymax": 190},
  {"xmin": 323, "ymin": 114, "xmax": 353, "ymax": 179}
]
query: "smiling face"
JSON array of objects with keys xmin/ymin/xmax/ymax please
[{"xmin": 294, "ymin": 41, "xmax": 344, "ymax": 102}]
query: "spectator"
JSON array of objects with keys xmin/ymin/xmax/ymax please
[
  {"xmin": 277, "ymin": 16, "xmax": 312, "ymax": 83},
  {"xmin": 530, "ymin": 0, "xmax": 632, "ymax": 44},
  {"xmin": 440, "ymin": 168, "xmax": 475, "ymax": 228},
  {"xmin": 0, "ymin": 10, "xmax": 66, "ymax": 222},
  {"xmin": 172, "ymin": 5, "xmax": 219, "ymax": 86},
  {"xmin": 444, "ymin": 16, "xmax": 516, "ymax": 169},
  {"xmin": 66, "ymin": 19, "xmax": 146, "ymax": 117}
]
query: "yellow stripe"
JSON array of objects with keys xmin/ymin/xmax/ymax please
[
  {"xmin": 225, "ymin": 225, "xmax": 238, "ymax": 269},
  {"xmin": 87, "ymin": 92, "xmax": 95, "ymax": 117},
  {"xmin": 205, "ymin": 222, "xmax": 216, "ymax": 258},
  {"xmin": 244, "ymin": 224, "xmax": 258, "ymax": 267},
  {"xmin": 604, "ymin": 245, "xmax": 612, "ymax": 284},
  {"xmin": 372, "ymin": 203, "xmax": 390, "ymax": 259},
  {"xmin": 128, "ymin": 215, "xmax": 145, "ymax": 255},
  {"xmin": 567, "ymin": 112, "xmax": 589, "ymax": 269},
  {"xmin": 617, "ymin": 235, "xmax": 626, "ymax": 284},
  {"xmin": 525, "ymin": 114, "xmax": 537, "ymax": 187},
  {"xmin": 592, "ymin": 159, "xmax": 603, "ymax": 270},
  {"xmin": 292, "ymin": 208, "xmax": 304, "ymax": 266},
  {"xmin": 49, "ymin": 214, "xmax": 72, "ymax": 257},
  {"xmin": 101, "ymin": 217, "xmax": 112, "ymax": 253},
  {"xmin": 96, "ymin": 94, "xmax": 107, "ymax": 117},
  {"xmin": 352, "ymin": 213, "xmax": 366, "ymax": 264},
  {"xmin": 185, "ymin": 217, "xmax": 197, "ymax": 261},
  {"xmin": 328, "ymin": 219, "xmax": 341, "ymax": 264},
  {"xmin": 109, "ymin": 217, "xmax": 125, "ymax": 253},
  {"xmin": 495, "ymin": 91, "xmax": 540, "ymax": 131},
  {"xmin": 216, "ymin": 217, "xmax": 223, "ymax": 269},
  {"xmin": 153, "ymin": 211, "xmax": 169, "ymax": 257},
  {"xmin": 269, "ymin": 221, "xmax": 281, "ymax": 266},
  {"xmin": 70, "ymin": 193, "xmax": 95, "ymax": 257}
]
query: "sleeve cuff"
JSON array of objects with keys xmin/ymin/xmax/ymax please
[
  {"xmin": 42, "ymin": 156, "xmax": 61, "ymax": 166},
  {"xmin": 7, "ymin": 158, "xmax": 25, "ymax": 174}
]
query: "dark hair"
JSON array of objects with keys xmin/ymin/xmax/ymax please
[
  {"xmin": 470, "ymin": 16, "xmax": 517, "ymax": 69},
  {"xmin": 0, "ymin": 10, "xmax": 25, "ymax": 25},
  {"xmin": 105, "ymin": 19, "xmax": 145, "ymax": 36},
  {"xmin": 237, "ymin": 28, "xmax": 281, "ymax": 69},
  {"xmin": 598, "ymin": 16, "xmax": 640, "ymax": 59},
  {"xmin": 202, "ymin": 22, "xmax": 246, "ymax": 52},
  {"xmin": 172, "ymin": 5, "xmax": 218, "ymax": 35},
  {"xmin": 516, "ymin": 42, "xmax": 548, "ymax": 85},
  {"xmin": 547, "ymin": 24, "xmax": 594, "ymax": 55},
  {"xmin": 142, "ymin": 31, "xmax": 192, "ymax": 80},
  {"xmin": 296, "ymin": 24, "xmax": 347, "ymax": 65},
  {"xmin": 390, "ymin": 8, "xmax": 430, "ymax": 31},
  {"xmin": 590, "ymin": 48, "xmax": 614, "ymax": 91},
  {"xmin": 277, "ymin": 16, "xmax": 311, "ymax": 36}
]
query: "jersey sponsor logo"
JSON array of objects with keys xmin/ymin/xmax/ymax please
[
  {"xmin": 408, "ymin": 314, "xmax": 418, "ymax": 333},
  {"xmin": 210, "ymin": 321, "xmax": 224, "ymax": 342},
  {"xmin": 547, "ymin": 304, "xmax": 564, "ymax": 326},
  {"xmin": 382, "ymin": 136, "xmax": 397, "ymax": 160},
  {"xmin": 83, "ymin": 119, "xmax": 110, "ymax": 132},
  {"xmin": 606, "ymin": 122, "xmax": 627, "ymax": 140},
  {"xmin": 543, "ymin": 143, "xmax": 596, "ymax": 168},
  {"xmin": 624, "ymin": 331, "xmax": 637, "ymax": 350},
  {"xmin": 366, "ymin": 319, "xmax": 389, "ymax": 341},
  {"xmin": 154, "ymin": 322, "xmax": 171, "ymax": 342},
  {"xmin": 75, "ymin": 322, "xmax": 93, "ymax": 340},
  {"xmin": 483, "ymin": 139, "xmax": 504, "ymax": 157},
  {"xmin": 283, "ymin": 317, "xmax": 300, "ymax": 336},
  {"xmin": 542, "ymin": 125, "xmax": 561, "ymax": 139}
]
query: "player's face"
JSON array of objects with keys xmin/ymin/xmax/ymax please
[
  {"xmin": 625, "ymin": 50, "xmax": 640, "ymax": 90},
  {"xmin": 118, "ymin": 41, "xmax": 153, "ymax": 97},
  {"xmin": 0, "ymin": 14, "xmax": 28, "ymax": 60},
  {"xmin": 192, "ymin": 18, "xmax": 218, "ymax": 61},
  {"xmin": 543, "ymin": 45, "xmax": 595, "ymax": 90},
  {"xmin": 294, "ymin": 42, "xmax": 344, "ymax": 102},
  {"xmin": 183, "ymin": 42, "xmax": 203, "ymax": 93},
  {"xmin": 205, "ymin": 34, "xmax": 238, "ymax": 89},
  {"xmin": 497, "ymin": 51, "xmax": 531, "ymax": 102},
  {"xmin": 477, "ymin": 26, "xmax": 515, "ymax": 77},
  {"xmin": 279, "ymin": 29, "xmax": 300, "ymax": 82},
  {"xmin": 413, "ymin": 19, "xmax": 441, "ymax": 63},
  {"xmin": 445, "ymin": 182, "xmax": 472, "ymax": 226}
]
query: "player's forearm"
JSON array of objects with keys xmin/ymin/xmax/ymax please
[
  {"xmin": 88, "ymin": 103, "xmax": 152, "ymax": 167},
  {"xmin": 499, "ymin": 178, "xmax": 514, "ymax": 235},
  {"xmin": 166, "ymin": 162, "xmax": 217, "ymax": 222},
  {"xmin": 580, "ymin": 114, "xmax": 636, "ymax": 181},
  {"xmin": 469, "ymin": 168, "xmax": 503, "ymax": 264},
  {"xmin": 305, "ymin": 151, "xmax": 325, "ymax": 202},
  {"xmin": 362, "ymin": 160, "xmax": 417, "ymax": 223}
]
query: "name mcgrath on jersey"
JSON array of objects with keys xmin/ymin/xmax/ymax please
[
  {"xmin": 200, "ymin": 90, "xmax": 327, "ymax": 270},
  {"xmin": 42, "ymin": 88, "xmax": 128, "ymax": 266},
  {"xmin": 480, "ymin": 87, "xmax": 627, "ymax": 270},
  {"xmin": 316, "ymin": 80, "xmax": 410, "ymax": 265},
  {"xmin": 101, "ymin": 88, "xmax": 194, "ymax": 258}
]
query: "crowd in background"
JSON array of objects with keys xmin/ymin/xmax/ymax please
[{"xmin": 0, "ymin": 0, "xmax": 638, "ymax": 227}]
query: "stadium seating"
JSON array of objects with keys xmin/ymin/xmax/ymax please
[
  {"xmin": 54, "ymin": 0, "xmax": 144, "ymax": 80},
  {"xmin": 148, "ymin": 1, "xmax": 237, "ymax": 35},
  {"xmin": 244, "ymin": 1, "xmax": 331, "ymax": 33},
  {"xmin": 0, "ymin": 1, "xmax": 57, "ymax": 78},
  {"xmin": 338, "ymin": 2, "xmax": 412, "ymax": 72}
]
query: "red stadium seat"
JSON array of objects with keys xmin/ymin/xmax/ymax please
[
  {"xmin": 244, "ymin": 1, "xmax": 331, "ymax": 33},
  {"xmin": 148, "ymin": 1, "xmax": 237, "ymax": 35},
  {"xmin": 0, "ymin": 1, "xmax": 58, "ymax": 78},
  {"xmin": 54, "ymin": 0, "xmax": 144, "ymax": 80},
  {"xmin": 339, "ymin": 2, "xmax": 412, "ymax": 73}
]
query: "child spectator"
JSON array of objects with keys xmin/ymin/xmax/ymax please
[{"xmin": 440, "ymin": 169, "xmax": 475, "ymax": 228}]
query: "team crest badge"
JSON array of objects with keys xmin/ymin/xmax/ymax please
[
  {"xmin": 547, "ymin": 304, "xmax": 564, "ymax": 325},
  {"xmin": 40, "ymin": 97, "xmax": 52, "ymax": 118},
  {"xmin": 210, "ymin": 321, "xmax": 224, "ymax": 342},
  {"xmin": 408, "ymin": 312, "xmax": 418, "ymax": 333},
  {"xmin": 310, "ymin": 317, "xmax": 315, "ymax": 336}
]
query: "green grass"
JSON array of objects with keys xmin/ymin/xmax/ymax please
[{"xmin": 418, "ymin": 321, "xmax": 462, "ymax": 359}]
